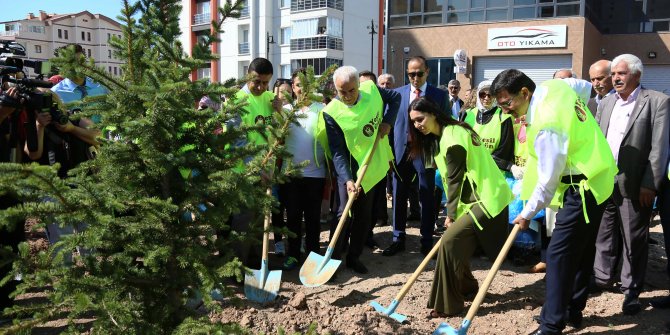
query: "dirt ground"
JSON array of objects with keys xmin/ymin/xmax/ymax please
[{"xmin": 213, "ymin": 213, "xmax": 670, "ymax": 335}]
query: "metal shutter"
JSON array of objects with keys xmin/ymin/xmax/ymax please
[
  {"xmin": 641, "ymin": 65, "xmax": 670, "ymax": 95},
  {"xmin": 473, "ymin": 55, "xmax": 573, "ymax": 87}
]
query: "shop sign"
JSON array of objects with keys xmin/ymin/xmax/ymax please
[{"xmin": 488, "ymin": 25, "xmax": 567, "ymax": 50}]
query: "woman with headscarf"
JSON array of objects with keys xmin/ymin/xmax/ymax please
[{"xmin": 462, "ymin": 80, "xmax": 516, "ymax": 175}]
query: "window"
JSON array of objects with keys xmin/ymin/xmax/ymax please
[
  {"xmin": 88, "ymin": 49, "xmax": 92, "ymax": 57},
  {"xmin": 35, "ymin": 45, "xmax": 42, "ymax": 53},
  {"xmin": 58, "ymin": 29, "xmax": 62, "ymax": 38},
  {"xmin": 28, "ymin": 25, "xmax": 45, "ymax": 33},
  {"xmin": 82, "ymin": 31, "xmax": 86, "ymax": 40},
  {"xmin": 281, "ymin": 64, "xmax": 291, "ymax": 78},
  {"xmin": 291, "ymin": 58, "xmax": 342, "ymax": 75},
  {"xmin": 108, "ymin": 33, "xmax": 111, "ymax": 41},
  {"xmin": 114, "ymin": 67, "xmax": 118, "ymax": 75},
  {"xmin": 197, "ymin": 66, "xmax": 211, "ymax": 80},
  {"xmin": 280, "ymin": 0, "xmax": 290, "ymax": 8},
  {"xmin": 64, "ymin": 30, "xmax": 69, "ymax": 39},
  {"xmin": 119, "ymin": 68, "xmax": 123, "ymax": 76},
  {"xmin": 109, "ymin": 66, "xmax": 112, "ymax": 73},
  {"xmin": 108, "ymin": 50, "xmax": 112, "ymax": 59},
  {"xmin": 87, "ymin": 32, "xmax": 91, "ymax": 41},
  {"xmin": 280, "ymin": 27, "xmax": 291, "ymax": 44}
]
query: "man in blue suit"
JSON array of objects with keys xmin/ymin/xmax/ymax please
[{"xmin": 383, "ymin": 56, "xmax": 448, "ymax": 256}]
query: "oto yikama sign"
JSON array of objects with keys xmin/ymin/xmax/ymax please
[{"xmin": 487, "ymin": 25, "xmax": 567, "ymax": 50}]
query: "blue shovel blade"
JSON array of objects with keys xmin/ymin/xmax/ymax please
[
  {"xmin": 244, "ymin": 264, "xmax": 282, "ymax": 303},
  {"xmin": 433, "ymin": 319, "xmax": 471, "ymax": 335},
  {"xmin": 370, "ymin": 299, "xmax": 406, "ymax": 323},
  {"xmin": 299, "ymin": 251, "xmax": 341, "ymax": 287}
]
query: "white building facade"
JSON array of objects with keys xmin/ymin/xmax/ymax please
[
  {"xmin": 180, "ymin": 0, "xmax": 381, "ymax": 82},
  {"xmin": 0, "ymin": 10, "xmax": 123, "ymax": 77}
]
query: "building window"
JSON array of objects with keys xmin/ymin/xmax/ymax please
[
  {"xmin": 64, "ymin": 30, "xmax": 69, "ymax": 39},
  {"xmin": 108, "ymin": 50, "xmax": 112, "ymax": 59},
  {"xmin": 240, "ymin": 0, "xmax": 249, "ymax": 17},
  {"xmin": 281, "ymin": 64, "xmax": 291, "ymax": 78},
  {"xmin": 194, "ymin": 1, "xmax": 211, "ymax": 25},
  {"xmin": 109, "ymin": 66, "xmax": 112, "ymax": 73},
  {"xmin": 290, "ymin": 36, "xmax": 343, "ymax": 51},
  {"xmin": 82, "ymin": 31, "xmax": 86, "ymax": 40},
  {"xmin": 88, "ymin": 49, "xmax": 92, "ymax": 57},
  {"xmin": 197, "ymin": 66, "xmax": 211, "ymax": 81},
  {"xmin": 291, "ymin": 58, "xmax": 342, "ymax": 75},
  {"xmin": 114, "ymin": 67, "xmax": 118, "ymax": 75},
  {"xmin": 280, "ymin": 0, "xmax": 290, "ymax": 8},
  {"xmin": 119, "ymin": 68, "xmax": 123, "ymax": 76},
  {"xmin": 291, "ymin": 0, "xmax": 343, "ymax": 11},
  {"xmin": 28, "ymin": 25, "xmax": 45, "ymax": 33},
  {"xmin": 108, "ymin": 33, "xmax": 111, "ymax": 41},
  {"xmin": 280, "ymin": 27, "xmax": 291, "ymax": 44},
  {"xmin": 58, "ymin": 29, "xmax": 62, "ymax": 38},
  {"xmin": 35, "ymin": 45, "xmax": 42, "ymax": 53},
  {"xmin": 87, "ymin": 32, "xmax": 91, "ymax": 41}
]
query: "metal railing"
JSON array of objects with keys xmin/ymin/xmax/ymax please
[
  {"xmin": 193, "ymin": 13, "xmax": 210, "ymax": 25},
  {"xmin": 238, "ymin": 42, "xmax": 249, "ymax": 54},
  {"xmin": 291, "ymin": 0, "xmax": 343, "ymax": 12},
  {"xmin": 290, "ymin": 36, "xmax": 343, "ymax": 51},
  {"xmin": 240, "ymin": 2, "xmax": 250, "ymax": 18},
  {"xmin": 0, "ymin": 30, "xmax": 19, "ymax": 36}
]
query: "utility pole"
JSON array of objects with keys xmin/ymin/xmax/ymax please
[
  {"xmin": 266, "ymin": 31, "xmax": 275, "ymax": 60},
  {"xmin": 367, "ymin": 19, "xmax": 377, "ymax": 72}
]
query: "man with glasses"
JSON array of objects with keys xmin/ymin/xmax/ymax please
[
  {"xmin": 383, "ymin": 56, "xmax": 448, "ymax": 257},
  {"xmin": 491, "ymin": 69, "xmax": 617, "ymax": 335},
  {"xmin": 447, "ymin": 79, "xmax": 464, "ymax": 120}
]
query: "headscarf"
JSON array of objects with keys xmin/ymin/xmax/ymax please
[
  {"xmin": 560, "ymin": 78, "xmax": 592, "ymax": 104},
  {"xmin": 198, "ymin": 95, "xmax": 220, "ymax": 111},
  {"xmin": 475, "ymin": 80, "xmax": 496, "ymax": 112}
]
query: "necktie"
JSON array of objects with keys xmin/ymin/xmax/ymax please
[
  {"xmin": 515, "ymin": 118, "xmax": 527, "ymax": 143},
  {"xmin": 413, "ymin": 88, "xmax": 421, "ymax": 102}
]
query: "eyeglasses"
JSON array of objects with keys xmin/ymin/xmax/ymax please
[
  {"xmin": 448, "ymin": 86, "xmax": 460, "ymax": 90},
  {"xmin": 478, "ymin": 92, "xmax": 491, "ymax": 99},
  {"xmin": 407, "ymin": 71, "xmax": 425, "ymax": 78},
  {"xmin": 497, "ymin": 94, "xmax": 519, "ymax": 108}
]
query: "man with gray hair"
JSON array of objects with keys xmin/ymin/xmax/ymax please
[
  {"xmin": 588, "ymin": 60, "xmax": 615, "ymax": 115},
  {"xmin": 319, "ymin": 65, "xmax": 400, "ymax": 274},
  {"xmin": 378, "ymin": 73, "xmax": 395, "ymax": 89},
  {"xmin": 593, "ymin": 53, "xmax": 670, "ymax": 315}
]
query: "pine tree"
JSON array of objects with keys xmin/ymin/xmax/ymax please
[{"xmin": 0, "ymin": 0, "xmax": 333, "ymax": 333}]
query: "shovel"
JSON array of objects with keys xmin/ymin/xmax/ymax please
[
  {"xmin": 245, "ymin": 188, "xmax": 282, "ymax": 303},
  {"xmin": 433, "ymin": 224, "xmax": 520, "ymax": 335},
  {"xmin": 370, "ymin": 235, "xmax": 443, "ymax": 323},
  {"xmin": 300, "ymin": 135, "xmax": 381, "ymax": 287}
]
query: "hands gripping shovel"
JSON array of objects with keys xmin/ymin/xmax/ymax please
[
  {"xmin": 370, "ymin": 235, "xmax": 443, "ymax": 323},
  {"xmin": 433, "ymin": 224, "xmax": 521, "ymax": 335},
  {"xmin": 299, "ymin": 135, "xmax": 381, "ymax": 287},
  {"xmin": 244, "ymin": 188, "xmax": 282, "ymax": 303}
]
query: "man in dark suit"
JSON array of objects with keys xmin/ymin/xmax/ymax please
[
  {"xmin": 383, "ymin": 56, "xmax": 447, "ymax": 256},
  {"xmin": 593, "ymin": 53, "xmax": 670, "ymax": 315},
  {"xmin": 447, "ymin": 79, "xmax": 464, "ymax": 120},
  {"xmin": 588, "ymin": 60, "xmax": 615, "ymax": 116}
]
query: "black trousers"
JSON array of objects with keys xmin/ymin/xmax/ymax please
[
  {"xmin": 331, "ymin": 179, "xmax": 377, "ymax": 261},
  {"xmin": 392, "ymin": 154, "xmax": 436, "ymax": 247},
  {"xmin": 284, "ymin": 177, "xmax": 325, "ymax": 260},
  {"xmin": 539, "ymin": 186, "xmax": 605, "ymax": 334},
  {"xmin": 658, "ymin": 177, "xmax": 670, "ymax": 279}
]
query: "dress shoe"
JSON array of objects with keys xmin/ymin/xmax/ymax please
[
  {"xmin": 650, "ymin": 295, "xmax": 670, "ymax": 309},
  {"xmin": 346, "ymin": 258, "xmax": 368, "ymax": 274},
  {"xmin": 533, "ymin": 313, "xmax": 581, "ymax": 329},
  {"xmin": 382, "ymin": 240, "xmax": 405, "ymax": 256},
  {"xmin": 528, "ymin": 327, "xmax": 560, "ymax": 335},
  {"xmin": 622, "ymin": 294, "xmax": 642, "ymax": 315}
]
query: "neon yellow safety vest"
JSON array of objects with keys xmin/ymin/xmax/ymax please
[
  {"xmin": 434, "ymin": 125, "xmax": 514, "ymax": 229},
  {"xmin": 236, "ymin": 89, "xmax": 275, "ymax": 145},
  {"xmin": 522, "ymin": 79, "xmax": 618, "ymax": 211},
  {"xmin": 463, "ymin": 107, "xmax": 511, "ymax": 154},
  {"xmin": 320, "ymin": 80, "xmax": 394, "ymax": 193},
  {"xmin": 513, "ymin": 121, "xmax": 528, "ymax": 168}
]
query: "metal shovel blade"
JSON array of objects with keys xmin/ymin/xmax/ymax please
[
  {"xmin": 433, "ymin": 319, "xmax": 471, "ymax": 335},
  {"xmin": 299, "ymin": 248, "xmax": 341, "ymax": 287},
  {"xmin": 370, "ymin": 299, "xmax": 407, "ymax": 323},
  {"xmin": 244, "ymin": 259, "xmax": 282, "ymax": 303}
]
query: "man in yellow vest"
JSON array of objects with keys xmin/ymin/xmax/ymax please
[
  {"xmin": 321, "ymin": 66, "xmax": 400, "ymax": 274},
  {"xmin": 491, "ymin": 69, "xmax": 617, "ymax": 335}
]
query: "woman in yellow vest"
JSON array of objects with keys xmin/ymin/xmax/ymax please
[
  {"xmin": 407, "ymin": 96, "xmax": 513, "ymax": 317},
  {"xmin": 462, "ymin": 80, "xmax": 515, "ymax": 174}
]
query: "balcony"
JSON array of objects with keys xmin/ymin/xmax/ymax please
[
  {"xmin": 193, "ymin": 12, "xmax": 210, "ymax": 25},
  {"xmin": 240, "ymin": 1, "xmax": 249, "ymax": 18},
  {"xmin": 238, "ymin": 42, "xmax": 249, "ymax": 54},
  {"xmin": 291, "ymin": 0, "xmax": 343, "ymax": 12},
  {"xmin": 290, "ymin": 36, "xmax": 343, "ymax": 51},
  {"xmin": 0, "ymin": 30, "xmax": 19, "ymax": 36}
]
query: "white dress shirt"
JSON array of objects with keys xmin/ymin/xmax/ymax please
[{"xmin": 606, "ymin": 86, "xmax": 640, "ymax": 162}]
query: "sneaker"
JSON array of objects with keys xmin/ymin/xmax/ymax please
[
  {"xmin": 283, "ymin": 256, "xmax": 299, "ymax": 270},
  {"xmin": 274, "ymin": 241, "xmax": 285, "ymax": 256}
]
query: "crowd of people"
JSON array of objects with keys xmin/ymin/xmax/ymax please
[
  {"xmin": 228, "ymin": 54, "xmax": 670, "ymax": 334},
  {"xmin": 2, "ymin": 44, "xmax": 670, "ymax": 334}
]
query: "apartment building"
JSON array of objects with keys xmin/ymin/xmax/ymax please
[
  {"xmin": 386, "ymin": 0, "xmax": 670, "ymax": 94},
  {"xmin": 0, "ymin": 10, "xmax": 123, "ymax": 77},
  {"xmin": 179, "ymin": 0, "xmax": 381, "ymax": 82}
]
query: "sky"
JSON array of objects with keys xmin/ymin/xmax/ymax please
[{"xmin": 0, "ymin": 0, "xmax": 126, "ymax": 23}]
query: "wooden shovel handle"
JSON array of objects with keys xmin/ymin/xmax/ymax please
[
  {"xmin": 463, "ymin": 224, "xmax": 520, "ymax": 322},
  {"xmin": 395, "ymin": 235, "xmax": 443, "ymax": 302},
  {"xmin": 261, "ymin": 187, "xmax": 273, "ymax": 263},
  {"xmin": 327, "ymin": 134, "xmax": 382, "ymax": 249}
]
